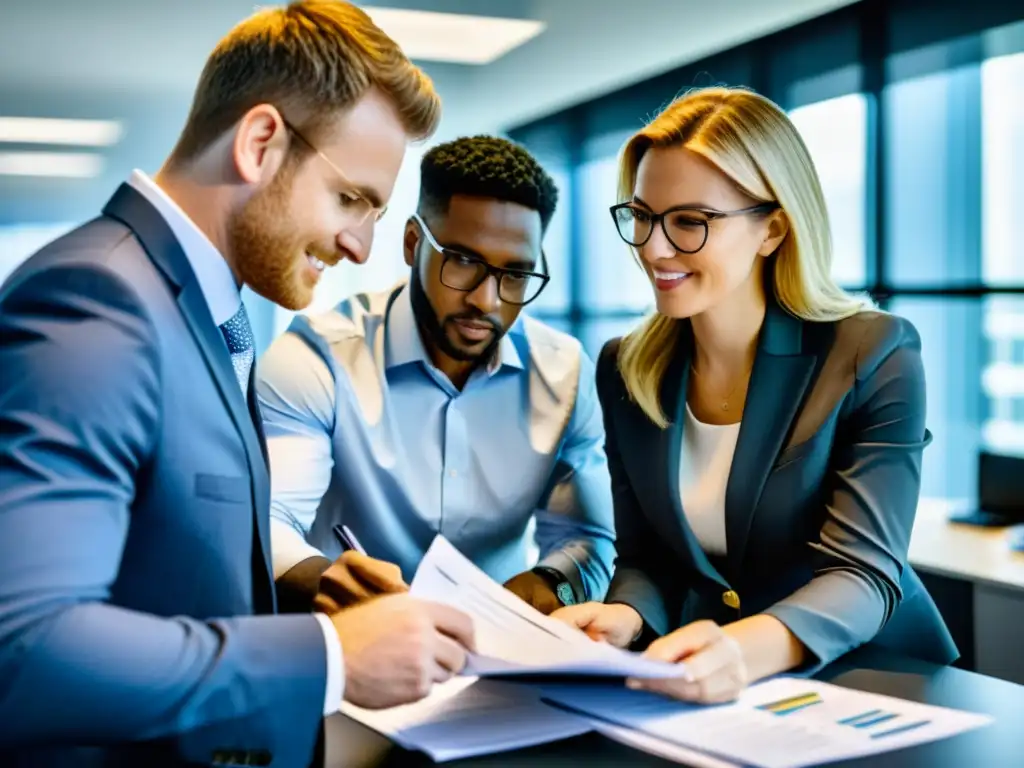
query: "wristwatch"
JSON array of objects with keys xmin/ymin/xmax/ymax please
[{"xmin": 532, "ymin": 566, "xmax": 577, "ymax": 606}]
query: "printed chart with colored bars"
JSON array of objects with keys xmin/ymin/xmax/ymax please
[
  {"xmin": 758, "ymin": 689, "xmax": 934, "ymax": 740},
  {"xmin": 636, "ymin": 677, "xmax": 995, "ymax": 768}
]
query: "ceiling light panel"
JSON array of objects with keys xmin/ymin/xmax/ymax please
[
  {"xmin": 362, "ymin": 7, "xmax": 545, "ymax": 65},
  {"xmin": 0, "ymin": 151, "xmax": 104, "ymax": 178},
  {"xmin": 0, "ymin": 117, "xmax": 123, "ymax": 147}
]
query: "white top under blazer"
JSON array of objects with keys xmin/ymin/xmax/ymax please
[{"xmin": 678, "ymin": 404, "xmax": 741, "ymax": 556}]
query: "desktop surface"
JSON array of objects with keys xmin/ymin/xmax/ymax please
[
  {"xmin": 909, "ymin": 498, "xmax": 1024, "ymax": 592},
  {"xmin": 340, "ymin": 646, "xmax": 1022, "ymax": 768},
  {"xmin": 325, "ymin": 499, "xmax": 1024, "ymax": 767}
]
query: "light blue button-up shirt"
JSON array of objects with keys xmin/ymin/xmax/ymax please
[{"xmin": 258, "ymin": 282, "xmax": 615, "ymax": 600}]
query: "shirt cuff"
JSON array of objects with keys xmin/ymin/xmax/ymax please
[
  {"xmin": 271, "ymin": 516, "xmax": 327, "ymax": 579},
  {"xmin": 313, "ymin": 612, "xmax": 345, "ymax": 715}
]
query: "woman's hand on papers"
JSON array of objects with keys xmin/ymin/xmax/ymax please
[
  {"xmin": 314, "ymin": 551, "xmax": 409, "ymax": 614},
  {"xmin": 550, "ymin": 602, "xmax": 644, "ymax": 648},
  {"xmin": 332, "ymin": 593, "xmax": 477, "ymax": 709},
  {"xmin": 627, "ymin": 620, "xmax": 747, "ymax": 704}
]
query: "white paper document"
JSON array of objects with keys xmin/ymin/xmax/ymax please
[
  {"xmin": 340, "ymin": 677, "xmax": 591, "ymax": 762},
  {"xmin": 410, "ymin": 535, "xmax": 687, "ymax": 680},
  {"xmin": 592, "ymin": 721, "xmax": 740, "ymax": 768},
  {"xmin": 539, "ymin": 676, "xmax": 993, "ymax": 768}
]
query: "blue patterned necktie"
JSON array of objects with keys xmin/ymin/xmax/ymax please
[{"xmin": 219, "ymin": 304, "xmax": 255, "ymax": 392}]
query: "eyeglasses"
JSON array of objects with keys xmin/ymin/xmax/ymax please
[
  {"xmin": 609, "ymin": 201, "xmax": 780, "ymax": 254},
  {"xmin": 281, "ymin": 118, "xmax": 387, "ymax": 226},
  {"xmin": 412, "ymin": 213, "xmax": 550, "ymax": 307}
]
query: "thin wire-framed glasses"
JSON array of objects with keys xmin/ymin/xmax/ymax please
[
  {"xmin": 412, "ymin": 213, "xmax": 550, "ymax": 307},
  {"xmin": 281, "ymin": 117, "xmax": 387, "ymax": 226},
  {"xmin": 609, "ymin": 201, "xmax": 780, "ymax": 254}
]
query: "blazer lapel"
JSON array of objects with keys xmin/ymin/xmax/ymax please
[
  {"xmin": 102, "ymin": 183, "xmax": 275, "ymax": 599},
  {"xmin": 247, "ymin": 360, "xmax": 275, "ymax": 612},
  {"xmin": 249, "ymin": 362, "xmax": 270, "ymax": 463},
  {"xmin": 724, "ymin": 299, "xmax": 816, "ymax": 581},
  {"xmin": 659, "ymin": 327, "xmax": 729, "ymax": 589}
]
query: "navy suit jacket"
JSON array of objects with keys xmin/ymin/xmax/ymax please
[
  {"xmin": 600, "ymin": 290, "xmax": 959, "ymax": 674},
  {"xmin": 0, "ymin": 185, "xmax": 327, "ymax": 767}
]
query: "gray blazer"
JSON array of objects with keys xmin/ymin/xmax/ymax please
[
  {"xmin": 0, "ymin": 184, "xmax": 326, "ymax": 767},
  {"xmin": 599, "ymin": 292, "xmax": 958, "ymax": 673}
]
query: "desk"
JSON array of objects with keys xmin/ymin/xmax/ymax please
[
  {"xmin": 324, "ymin": 500, "xmax": 1024, "ymax": 766},
  {"xmin": 909, "ymin": 499, "xmax": 1024, "ymax": 684},
  {"xmin": 910, "ymin": 498, "xmax": 1024, "ymax": 592},
  {"xmin": 325, "ymin": 647, "xmax": 1023, "ymax": 767}
]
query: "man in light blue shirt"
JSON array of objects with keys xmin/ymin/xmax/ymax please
[{"xmin": 259, "ymin": 136, "xmax": 615, "ymax": 614}]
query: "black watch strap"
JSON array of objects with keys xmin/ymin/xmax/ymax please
[{"xmin": 532, "ymin": 566, "xmax": 577, "ymax": 606}]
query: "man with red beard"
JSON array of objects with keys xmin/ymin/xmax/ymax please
[{"xmin": 0, "ymin": 3, "xmax": 474, "ymax": 767}]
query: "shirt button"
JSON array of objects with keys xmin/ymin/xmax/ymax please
[{"xmin": 449, "ymin": 469, "xmax": 457, "ymax": 478}]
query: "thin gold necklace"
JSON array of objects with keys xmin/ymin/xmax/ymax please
[{"xmin": 690, "ymin": 363, "xmax": 751, "ymax": 412}]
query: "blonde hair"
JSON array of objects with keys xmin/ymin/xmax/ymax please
[{"xmin": 617, "ymin": 86, "xmax": 867, "ymax": 427}]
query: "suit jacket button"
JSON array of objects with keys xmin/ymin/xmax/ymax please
[{"xmin": 722, "ymin": 590, "xmax": 740, "ymax": 610}]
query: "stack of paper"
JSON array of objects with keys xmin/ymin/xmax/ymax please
[
  {"xmin": 410, "ymin": 535, "xmax": 687, "ymax": 679},
  {"xmin": 539, "ymin": 677, "xmax": 993, "ymax": 768},
  {"xmin": 339, "ymin": 535, "xmax": 994, "ymax": 766},
  {"xmin": 340, "ymin": 677, "xmax": 592, "ymax": 762}
]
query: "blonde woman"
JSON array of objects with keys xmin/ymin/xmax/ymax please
[{"xmin": 553, "ymin": 86, "xmax": 957, "ymax": 703}]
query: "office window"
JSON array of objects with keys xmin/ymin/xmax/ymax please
[
  {"xmin": 579, "ymin": 316, "xmax": 644, "ymax": 361},
  {"xmin": 889, "ymin": 297, "xmax": 988, "ymax": 502},
  {"xmin": 578, "ymin": 132, "xmax": 653, "ymax": 314},
  {"xmin": 981, "ymin": 297, "xmax": 1024, "ymax": 454},
  {"xmin": 789, "ymin": 93, "xmax": 868, "ymax": 288},
  {"xmin": 884, "ymin": 54, "xmax": 982, "ymax": 287},
  {"xmin": 981, "ymin": 51, "xmax": 1024, "ymax": 285},
  {"xmin": 531, "ymin": 165, "xmax": 571, "ymax": 315}
]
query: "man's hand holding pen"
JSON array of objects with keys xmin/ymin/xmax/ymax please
[
  {"xmin": 314, "ymin": 550, "xmax": 410, "ymax": 614},
  {"xmin": 313, "ymin": 525, "xmax": 410, "ymax": 614}
]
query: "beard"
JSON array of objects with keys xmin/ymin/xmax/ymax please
[
  {"xmin": 408, "ymin": 264, "xmax": 504, "ymax": 365},
  {"xmin": 228, "ymin": 160, "xmax": 316, "ymax": 312}
]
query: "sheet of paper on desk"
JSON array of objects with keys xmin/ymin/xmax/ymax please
[
  {"xmin": 539, "ymin": 676, "xmax": 993, "ymax": 768},
  {"xmin": 340, "ymin": 677, "xmax": 592, "ymax": 762},
  {"xmin": 592, "ymin": 722, "xmax": 740, "ymax": 768},
  {"xmin": 410, "ymin": 535, "xmax": 687, "ymax": 680}
]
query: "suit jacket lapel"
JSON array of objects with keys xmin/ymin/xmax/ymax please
[
  {"xmin": 659, "ymin": 327, "xmax": 730, "ymax": 589},
  {"xmin": 247, "ymin": 360, "xmax": 275, "ymax": 611},
  {"xmin": 102, "ymin": 183, "xmax": 275, "ymax": 602},
  {"xmin": 724, "ymin": 298, "xmax": 816, "ymax": 581},
  {"xmin": 249, "ymin": 362, "xmax": 270, "ymax": 463}
]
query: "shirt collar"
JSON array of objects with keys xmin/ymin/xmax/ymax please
[
  {"xmin": 385, "ymin": 282, "xmax": 524, "ymax": 375},
  {"xmin": 128, "ymin": 169, "xmax": 241, "ymax": 327}
]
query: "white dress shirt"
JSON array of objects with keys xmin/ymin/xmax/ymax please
[
  {"xmin": 678, "ymin": 404, "xmax": 741, "ymax": 556},
  {"xmin": 128, "ymin": 170, "xmax": 344, "ymax": 715}
]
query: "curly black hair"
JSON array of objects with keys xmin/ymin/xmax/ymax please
[{"xmin": 417, "ymin": 135, "xmax": 559, "ymax": 231}]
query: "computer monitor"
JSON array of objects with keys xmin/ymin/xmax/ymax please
[{"xmin": 949, "ymin": 451, "xmax": 1024, "ymax": 527}]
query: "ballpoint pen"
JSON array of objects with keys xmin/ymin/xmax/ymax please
[{"xmin": 332, "ymin": 523, "xmax": 367, "ymax": 555}]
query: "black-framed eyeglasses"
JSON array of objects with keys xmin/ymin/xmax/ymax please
[
  {"xmin": 281, "ymin": 117, "xmax": 387, "ymax": 225},
  {"xmin": 412, "ymin": 213, "xmax": 550, "ymax": 307},
  {"xmin": 609, "ymin": 201, "xmax": 780, "ymax": 254}
]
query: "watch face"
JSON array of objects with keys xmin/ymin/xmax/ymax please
[{"xmin": 556, "ymin": 582, "xmax": 576, "ymax": 606}]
